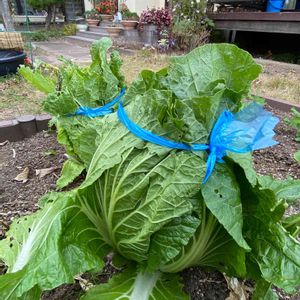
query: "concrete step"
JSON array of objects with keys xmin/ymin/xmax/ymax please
[
  {"xmin": 65, "ymin": 35, "xmax": 95, "ymax": 47},
  {"xmin": 77, "ymin": 30, "xmax": 109, "ymax": 39},
  {"xmin": 88, "ymin": 25, "xmax": 108, "ymax": 34},
  {"xmin": 99, "ymin": 20, "xmax": 113, "ymax": 27}
]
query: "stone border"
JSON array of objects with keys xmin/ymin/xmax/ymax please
[
  {"xmin": 0, "ymin": 114, "xmax": 51, "ymax": 142},
  {"xmin": 0, "ymin": 97, "xmax": 300, "ymax": 143}
]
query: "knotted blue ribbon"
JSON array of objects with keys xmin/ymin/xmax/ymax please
[
  {"xmin": 70, "ymin": 87, "xmax": 126, "ymax": 118},
  {"xmin": 118, "ymin": 101, "xmax": 279, "ymax": 183},
  {"xmin": 68, "ymin": 87, "xmax": 279, "ymax": 184}
]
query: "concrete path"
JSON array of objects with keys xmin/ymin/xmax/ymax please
[{"xmin": 32, "ymin": 39, "xmax": 91, "ymax": 65}]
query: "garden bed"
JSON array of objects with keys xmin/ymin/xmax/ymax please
[{"xmin": 0, "ymin": 105, "xmax": 299, "ymax": 299}]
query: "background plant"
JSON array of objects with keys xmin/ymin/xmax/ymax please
[
  {"xmin": 288, "ymin": 107, "xmax": 300, "ymax": 162},
  {"xmin": 85, "ymin": 8, "xmax": 102, "ymax": 20},
  {"xmin": 139, "ymin": 8, "xmax": 172, "ymax": 31},
  {"xmin": 122, "ymin": 10, "xmax": 138, "ymax": 20},
  {"xmin": 22, "ymin": 24, "xmax": 76, "ymax": 41},
  {"xmin": 27, "ymin": 0, "xmax": 65, "ymax": 29},
  {"xmin": 96, "ymin": 1, "xmax": 116, "ymax": 15},
  {"xmin": 119, "ymin": 0, "xmax": 138, "ymax": 20},
  {"xmin": 171, "ymin": 0, "xmax": 213, "ymax": 50}
]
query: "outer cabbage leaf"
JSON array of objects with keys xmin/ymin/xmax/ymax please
[
  {"xmin": 42, "ymin": 38, "xmax": 124, "ymax": 116},
  {"xmin": 160, "ymin": 203, "xmax": 246, "ymax": 277},
  {"xmin": 18, "ymin": 65, "xmax": 56, "ymax": 94},
  {"xmin": 147, "ymin": 214, "xmax": 200, "ymax": 272},
  {"xmin": 81, "ymin": 264, "xmax": 188, "ymax": 300},
  {"xmin": 283, "ymin": 214, "xmax": 300, "ymax": 237},
  {"xmin": 80, "ymin": 144, "xmax": 205, "ymax": 262},
  {"xmin": 202, "ymin": 163, "xmax": 250, "ymax": 250},
  {"xmin": 0, "ymin": 270, "xmax": 41, "ymax": 300},
  {"xmin": 235, "ymin": 163, "xmax": 300, "ymax": 294},
  {"xmin": 163, "ymin": 43, "xmax": 262, "ymax": 100},
  {"xmin": 56, "ymin": 159, "xmax": 85, "ymax": 189},
  {"xmin": 0, "ymin": 191, "xmax": 109, "ymax": 298},
  {"xmin": 252, "ymin": 279, "xmax": 278, "ymax": 300},
  {"xmin": 258, "ymin": 175, "xmax": 300, "ymax": 204}
]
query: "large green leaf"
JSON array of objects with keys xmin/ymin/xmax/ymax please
[
  {"xmin": 246, "ymin": 214, "xmax": 300, "ymax": 293},
  {"xmin": 41, "ymin": 38, "xmax": 124, "ymax": 116},
  {"xmin": 283, "ymin": 213, "xmax": 300, "ymax": 237},
  {"xmin": 258, "ymin": 175, "xmax": 300, "ymax": 204},
  {"xmin": 147, "ymin": 214, "xmax": 200, "ymax": 272},
  {"xmin": 161, "ymin": 201, "xmax": 246, "ymax": 277},
  {"xmin": 56, "ymin": 158, "xmax": 85, "ymax": 189},
  {"xmin": 81, "ymin": 264, "xmax": 189, "ymax": 300},
  {"xmin": 252, "ymin": 279, "xmax": 278, "ymax": 300},
  {"xmin": 163, "ymin": 43, "xmax": 262, "ymax": 100},
  {"xmin": 18, "ymin": 65, "xmax": 56, "ymax": 94},
  {"xmin": 0, "ymin": 191, "xmax": 108, "ymax": 298},
  {"xmin": 202, "ymin": 164, "xmax": 250, "ymax": 250},
  {"xmin": 227, "ymin": 152, "xmax": 257, "ymax": 186},
  {"xmin": 236, "ymin": 164, "xmax": 300, "ymax": 293},
  {"xmin": 80, "ymin": 144, "xmax": 205, "ymax": 262}
]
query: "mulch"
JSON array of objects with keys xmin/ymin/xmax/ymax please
[{"xmin": 0, "ymin": 105, "xmax": 299, "ymax": 299}]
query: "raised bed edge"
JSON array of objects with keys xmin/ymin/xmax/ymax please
[{"xmin": 0, "ymin": 97, "xmax": 299, "ymax": 142}]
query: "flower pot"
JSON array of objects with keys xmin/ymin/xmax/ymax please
[
  {"xmin": 121, "ymin": 20, "xmax": 138, "ymax": 30},
  {"xmin": 141, "ymin": 24, "xmax": 158, "ymax": 45},
  {"xmin": 86, "ymin": 19, "xmax": 99, "ymax": 26},
  {"xmin": 76, "ymin": 24, "xmax": 88, "ymax": 31},
  {"xmin": 106, "ymin": 27, "xmax": 123, "ymax": 37},
  {"xmin": 100, "ymin": 14, "xmax": 113, "ymax": 21}
]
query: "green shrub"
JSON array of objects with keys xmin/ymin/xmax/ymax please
[
  {"xmin": 63, "ymin": 23, "xmax": 77, "ymax": 36},
  {"xmin": 171, "ymin": 0, "xmax": 214, "ymax": 50}
]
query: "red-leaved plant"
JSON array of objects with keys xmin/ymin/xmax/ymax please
[
  {"xmin": 96, "ymin": 1, "xmax": 116, "ymax": 15},
  {"xmin": 139, "ymin": 8, "xmax": 172, "ymax": 29}
]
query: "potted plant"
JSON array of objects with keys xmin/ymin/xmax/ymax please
[
  {"xmin": 106, "ymin": 21, "xmax": 123, "ymax": 37},
  {"xmin": 121, "ymin": 6, "xmax": 139, "ymax": 30},
  {"xmin": 96, "ymin": 1, "xmax": 116, "ymax": 21},
  {"xmin": 85, "ymin": 9, "xmax": 102, "ymax": 26},
  {"xmin": 139, "ymin": 8, "xmax": 172, "ymax": 45}
]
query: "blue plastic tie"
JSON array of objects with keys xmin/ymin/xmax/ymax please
[
  {"xmin": 70, "ymin": 86, "xmax": 126, "ymax": 118},
  {"xmin": 68, "ymin": 87, "xmax": 279, "ymax": 184},
  {"xmin": 117, "ymin": 101, "xmax": 279, "ymax": 183}
]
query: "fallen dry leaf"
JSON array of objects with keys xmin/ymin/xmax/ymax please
[
  {"xmin": 225, "ymin": 276, "xmax": 249, "ymax": 300},
  {"xmin": 35, "ymin": 167, "xmax": 57, "ymax": 178},
  {"xmin": 14, "ymin": 167, "xmax": 29, "ymax": 183},
  {"xmin": 74, "ymin": 275, "xmax": 94, "ymax": 291}
]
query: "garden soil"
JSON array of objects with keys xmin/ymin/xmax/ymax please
[{"xmin": 0, "ymin": 106, "xmax": 299, "ymax": 299}]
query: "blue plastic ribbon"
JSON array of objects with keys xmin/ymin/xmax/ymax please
[
  {"xmin": 68, "ymin": 87, "xmax": 279, "ymax": 184},
  {"xmin": 70, "ymin": 87, "xmax": 126, "ymax": 118},
  {"xmin": 118, "ymin": 102, "xmax": 279, "ymax": 183}
]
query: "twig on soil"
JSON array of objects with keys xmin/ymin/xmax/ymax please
[
  {"xmin": 0, "ymin": 140, "xmax": 9, "ymax": 146},
  {"xmin": 12, "ymin": 149, "xmax": 16, "ymax": 158}
]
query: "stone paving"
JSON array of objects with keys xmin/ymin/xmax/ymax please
[
  {"xmin": 33, "ymin": 39, "xmax": 92, "ymax": 65},
  {"xmin": 32, "ymin": 38, "xmax": 136, "ymax": 65}
]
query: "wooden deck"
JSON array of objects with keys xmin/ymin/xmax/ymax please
[{"xmin": 208, "ymin": 12, "xmax": 300, "ymax": 36}]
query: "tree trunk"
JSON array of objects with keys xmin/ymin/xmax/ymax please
[
  {"xmin": 0, "ymin": 0, "xmax": 15, "ymax": 30},
  {"xmin": 45, "ymin": 5, "xmax": 53, "ymax": 29},
  {"xmin": 53, "ymin": 5, "xmax": 56, "ymax": 27}
]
